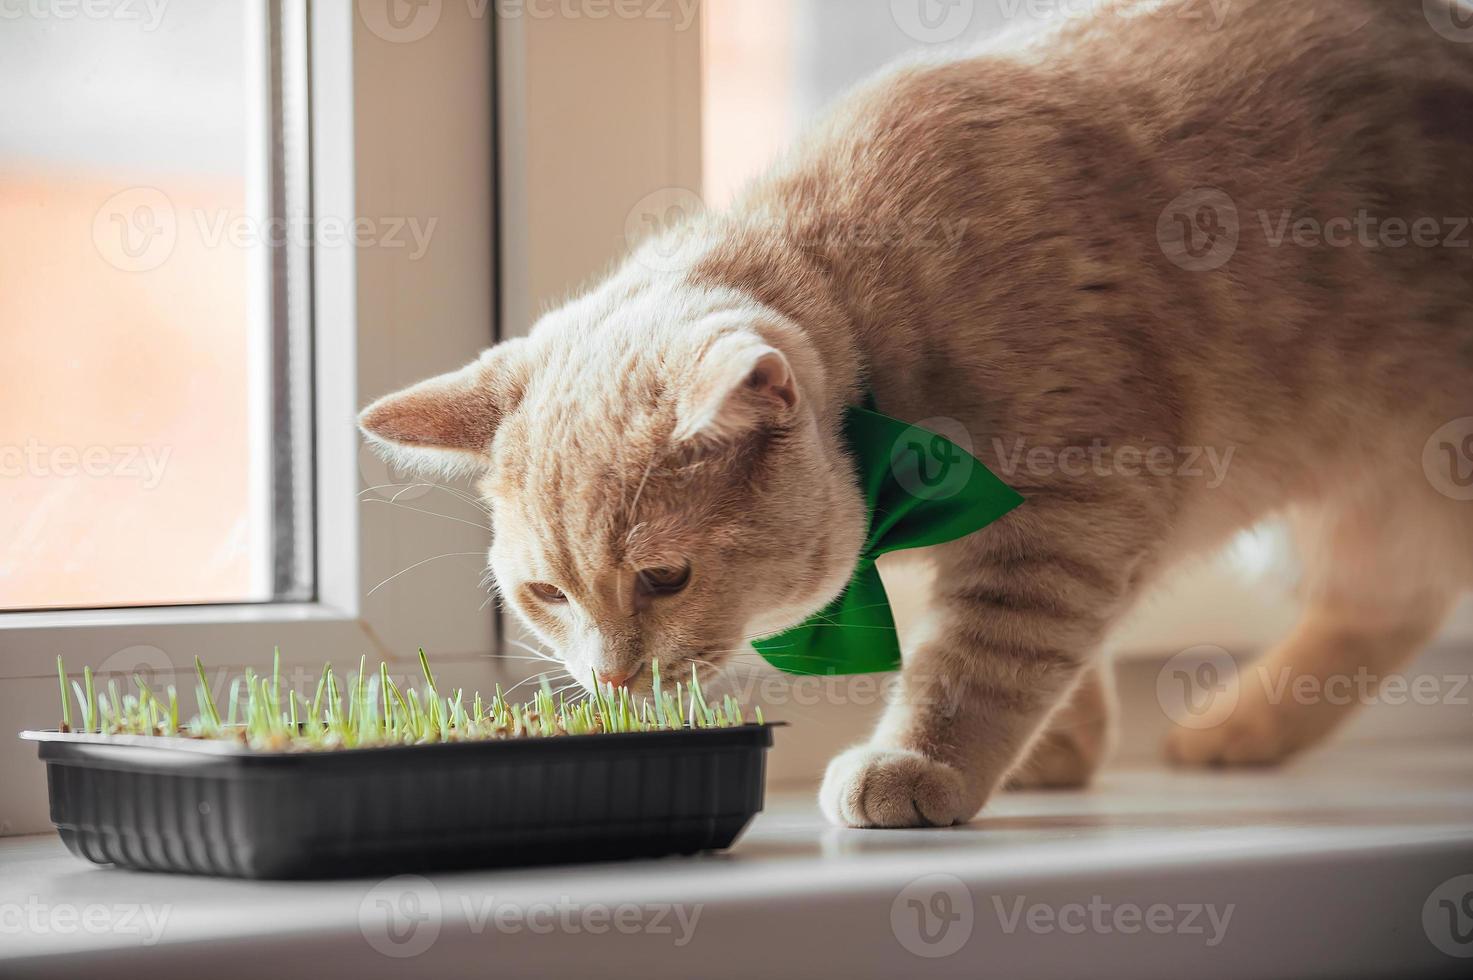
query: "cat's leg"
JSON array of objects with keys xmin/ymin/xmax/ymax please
[
  {"xmin": 1005, "ymin": 662, "xmax": 1114, "ymax": 790},
  {"xmin": 820, "ymin": 525, "xmax": 1131, "ymax": 827},
  {"xmin": 879, "ymin": 558, "xmax": 1120, "ymax": 790},
  {"xmin": 1165, "ymin": 596, "xmax": 1456, "ymax": 767},
  {"xmin": 1167, "ymin": 483, "xmax": 1469, "ymax": 767}
]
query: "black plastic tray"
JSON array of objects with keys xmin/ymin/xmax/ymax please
[{"xmin": 21, "ymin": 724, "xmax": 775, "ymax": 879}]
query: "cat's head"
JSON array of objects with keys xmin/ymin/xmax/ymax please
[{"xmin": 359, "ymin": 280, "xmax": 865, "ymax": 694}]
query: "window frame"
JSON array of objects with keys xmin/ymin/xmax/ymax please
[
  {"xmin": 0, "ymin": 0, "xmax": 506, "ymax": 666},
  {"xmin": 0, "ymin": 2, "xmax": 499, "ymax": 678},
  {"xmin": 2, "ymin": 1, "xmax": 338, "ymax": 672},
  {"xmin": 0, "ymin": 6, "xmax": 715, "ymax": 681},
  {"xmin": 2, "ymin": 0, "xmax": 506, "ymax": 834}
]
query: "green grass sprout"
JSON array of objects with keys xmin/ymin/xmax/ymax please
[
  {"xmin": 51, "ymin": 653, "xmax": 763, "ymax": 751},
  {"xmin": 84, "ymin": 665, "xmax": 97, "ymax": 734},
  {"xmin": 56, "ymin": 656, "xmax": 71, "ymax": 732},
  {"xmin": 193, "ymin": 656, "xmax": 221, "ymax": 729}
]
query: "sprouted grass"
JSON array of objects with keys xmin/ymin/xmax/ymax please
[{"xmin": 54, "ymin": 651, "xmax": 760, "ymax": 751}]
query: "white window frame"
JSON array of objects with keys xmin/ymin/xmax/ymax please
[{"xmin": 2, "ymin": 2, "xmax": 501, "ymax": 833}]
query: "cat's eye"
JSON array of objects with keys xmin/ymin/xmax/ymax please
[
  {"xmin": 527, "ymin": 582, "xmax": 567, "ymax": 603},
  {"xmin": 636, "ymin": 563, "xmax": 691, "ymax": 597}
]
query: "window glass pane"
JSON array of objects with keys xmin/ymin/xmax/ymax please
[{"xmin": 0, "ymin": 2, "xmax": 311, "ymax": 611}]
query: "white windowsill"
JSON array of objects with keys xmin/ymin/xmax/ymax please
[{"xmin": 0, "ymin": 602, "xmax": 356, "ymax": 633}]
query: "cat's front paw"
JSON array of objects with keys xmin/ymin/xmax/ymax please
[{"xmin": 819, "ymin": 746, "xmax": 976, "ymax": 828}]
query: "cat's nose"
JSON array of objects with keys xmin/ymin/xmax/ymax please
[{"xmin": 595, "ymin": 666, "xmax": 638, "ymax": 689}]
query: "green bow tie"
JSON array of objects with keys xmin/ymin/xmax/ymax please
[{"xmin": 753, "ymin": 403, "xmax": 1024, "ymax": 676}]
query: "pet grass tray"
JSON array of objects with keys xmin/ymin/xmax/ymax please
[{"xmin": 21, "ymin": 723, "xmax": 775, "ymax": 879}]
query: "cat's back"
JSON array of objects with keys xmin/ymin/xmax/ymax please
[
  {"xmin": 1053, "ymin": 0, "xmax": 1473, "ymax": 194},
  {"xmin": 804, "ymin": 0, "xmax": 1473, "ymax": 198},
  {"xmin": 762, "ymin": 0, "xmax": 1473, "ymax": 323},
  {"xmin": 730, "ymin": 0, "xmax": 1472, "ymax": 442}
]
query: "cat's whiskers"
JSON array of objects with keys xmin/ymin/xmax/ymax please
[
  {"xmin": 365, "ymin": 552, "xmax": 490, "ymax": 597},
  {"xmin": 363, "ymin": 497, "xmax": 492, "ymax": 532},
  {"xmin": 499, "ymin": 667, "xmax": 574, "ymax": 700},
  {"xmin": 359, "ymin": 481, "xmax": 491, "ymax": 515},
  {"xmin": 503, "ymin": 637, "xmax": 562, "ymax": 664},
  {"xmin": 393, "ymin": 482, "xmax": 490, "ymax": 514},
  {"xmin": 696, "ymin": 660, "xmax": 770, "ymax": 675}
]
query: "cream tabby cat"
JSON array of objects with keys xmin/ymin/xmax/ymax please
[{"xmin": 361, "ymin": 0, "xmax": 1473, "ymax": 827}]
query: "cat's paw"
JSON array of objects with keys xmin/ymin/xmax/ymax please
[
  {"xmin": 1164, "ymin": 712, "xmax": 1295, "ymax": 768},
  {"xmin": 819, "ymin": 746, "xmax": 975, "ymax": 828}
]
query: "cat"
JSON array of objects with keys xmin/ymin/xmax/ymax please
[{"xmin": 360, "ymin": 0, "xmax": 1473, "ymax": 827}]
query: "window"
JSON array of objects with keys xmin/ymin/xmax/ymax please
[
  {"xmin": 0, "ymin": 1, "xmax": 313, "ymax": 611},
  {"xmin": 2, "ymin": 3, "xmax": 499, "ymax": 832}
]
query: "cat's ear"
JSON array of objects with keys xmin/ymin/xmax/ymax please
[
  {"xmin": 358, "ymin": 341, "xmax": 526, "ymax": 476},
  {"xmin": 673, "ymin": 332, "xmax": 800, "ymax": 443}
]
